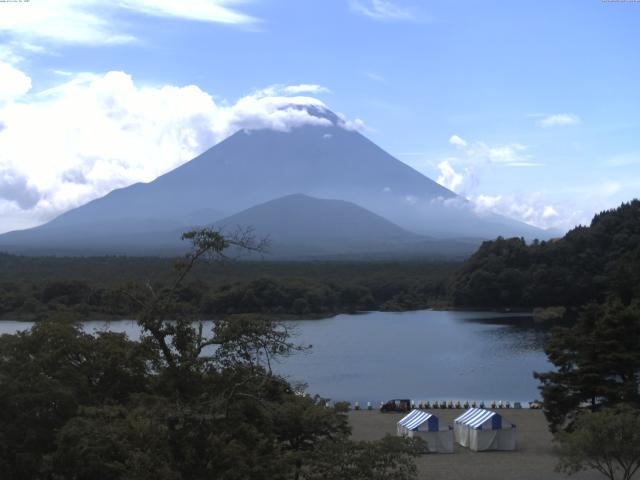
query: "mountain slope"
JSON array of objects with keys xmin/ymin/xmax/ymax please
[
  {"xmin": 38, "ymin": 121, "xmax": 455, "ymax": 231},
  {"xmin": 212, "ymin": 194, "xmax": 480, "ymax": 259},
  {"xmin": 216, "ymin": 193, "xmax": 417, "ymax": 242},
  {"xmin": 212, "ymin": 193, "xmax": 423, "ymax": 258},
  {"xmin": 0, "ymin": 106, "xmax": 549, "ymax": 255},
  {"xmin": 0, "ymin": 194, "xmax": 479, "ymax": 258}
]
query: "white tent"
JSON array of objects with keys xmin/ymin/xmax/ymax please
[
  {"xmin": 454, "ymin": 408, "xmax": 516, "ymax": 451},
  {"xmin": 397, "ymin": 409, "xmax": 454, "ymax": 453}
]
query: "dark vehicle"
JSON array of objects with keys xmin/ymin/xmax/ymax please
[{"xmin": 380, "ymin": 398, "xmax": 411, "ymax": 413}]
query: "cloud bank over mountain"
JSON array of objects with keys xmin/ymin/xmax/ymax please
[
  {"xmin": 0, "ymin": 0, "xmax": 636, "ymax": 243},
  {"xmin": 0, "ymin": 59, "xmax": 609, "ymax": 237},
  {"xmin": 0, "ymin": 62, "xmax": 363, "ymax": 233},
  {"xmin": 433, "ymin": 133, "xmax": 569, "ymax": 230}
]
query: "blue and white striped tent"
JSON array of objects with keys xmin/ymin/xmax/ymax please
[
  {"xmin": 397, "ymin": 410, "xmax": 453, "ymax": 453},
  {"xmin": 454, "ymin": 408, "xmax": 516, "ymax": 451},
  {"xmin": 455, "ymin": 408, "xmax": 503, "ymax": 429},
  {"xmin": 398, "ymin": 409, "xmax": 439, "ymax": 433}
]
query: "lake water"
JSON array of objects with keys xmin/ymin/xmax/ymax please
[{"xmin": 0, "ymin": 310, "xmax": 551, "ymax": 405}]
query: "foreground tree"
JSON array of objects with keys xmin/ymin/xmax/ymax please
[
  {"xmin": 534, "ymin": 300, "xmax": 640, "ymax": 432},
  {"xmin": 300, "ymin": 435, "xmax": 425, "ymax": 480},
  {"xmin": 0, "ymin": 317, "xmax": 152, "ymax": 479},
  {"xmin": 49, "ymin": 403, "xmax": 178, "ymax": 480},
  {"xmin": 0, "ymin": 228, "xmax": 423, "ymax": 480},
  {"xmin": 556, "ymin": 405, "xmax": 640, "ymax": 480}
]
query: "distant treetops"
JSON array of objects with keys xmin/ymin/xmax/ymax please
[{"xmin": 451, "ymin": 199, "xmax": 640, "ymax": 311}]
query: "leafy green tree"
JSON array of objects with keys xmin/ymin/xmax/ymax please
[
  {"xmin": 300, "ymin": 435, "xmax": 425, "ymax": 480},
  {"xmin": 48, "ymin": 403, "xmax": 178, "ymax": 480},
  {"xmin": 0, "ymin": 316, "xmax": 152, "ymax": 479},
  {"xmin": 556, "ymin": 405, "xmax": 640, "ymax": 480},
  {"xmin": 271, "ymin": 395, "xmax": 350, "ymax": 479},
  {"xmin": 451, "ymin": 200, "xmax": 640, "ymax": 309},
  {"xmin": 534, "ymin": 301, "xmax": 640, "ymax": 431},
  {"xmin": 0, "ymin": 228, "xmax": 424, "ymax": 480}
]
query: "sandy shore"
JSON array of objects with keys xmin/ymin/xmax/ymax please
[{"xmin": 349, "ymin": 409, "xmax": 608, "ymax": 480}]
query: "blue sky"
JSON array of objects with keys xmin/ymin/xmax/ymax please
[{"xmin": 0, "ymin": 0, "xmax": 639, "ymax": 233}]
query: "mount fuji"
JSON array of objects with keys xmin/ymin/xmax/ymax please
[{"xmin": 0, "ymin": 105, "xmax": 548, "ymax": 257}]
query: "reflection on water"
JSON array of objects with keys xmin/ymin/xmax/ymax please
[
  {"xmin": 478, "ymin": 327, "xmax": 549, "ymax": 356},
  {"xmin": 277, "ymin": 310, "xmax": 552, "ymax": 404},
  {"xmin": 0, "ymin": 310, "xmax": 552, "ymax": 404},
  {"xmin": 280, "ymin": 311, "xmax": 550, "ymax": 402}
]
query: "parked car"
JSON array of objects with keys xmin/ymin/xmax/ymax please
[{"xmin": 380, "ymin": 398, "xmax": 411, "ymax": 413}]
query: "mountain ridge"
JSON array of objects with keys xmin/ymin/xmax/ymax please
[{"xmin": 0, "ymin": 106, "xmax": 550, "ymax": 256}]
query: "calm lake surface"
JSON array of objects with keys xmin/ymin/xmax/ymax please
[{"xmin": 0, "ymin": 310, "xmax": 551, "ymax": 404}]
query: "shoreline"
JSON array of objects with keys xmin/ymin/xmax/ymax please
[
  {"xmin": 349, "ymin": 410, "xmax": 603, "ymax": 480},
  {"xmin": 0, "ymin": 307, "xmax": 535, "ymax": 323}
]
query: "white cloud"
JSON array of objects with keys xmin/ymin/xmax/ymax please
[
  {"xmin": 281, "ymin": 84, "xmax": 330, "ymax": 95},
  {"xmin": 220, "ymin": 94, "xmax": 335, "ymax": 133},
  {"xmin": 435, "ymin": 134, "xmax": 540, "ymax": 199},
  {"xmin": 0, "ymin": 66, "xmax": 354, "ymax": 233},
  {"xmin": 506, "ymin": 162, "xmax": 543, "ymax": 167},
  {"xmin": 446, "ymin": 134, "xmax": 538, "ymax": 169},
  {"xmin": 0, "ymin": 44, "xmax": 26, "ymax": 64},
  {"xmin": 475, "ymin": 194, "xmax": 502, "ymax": 210},
  {"xmin": 432, "ymin": 192, "xmax": 572, "ymax": 231},
  {"xmin": 341, "ymin": 118, "xmax": 366, "ymax": 131},
  {"xmin": 115, "ymin": 0, "xmax": 257, "ymax": 24},
  {"xmin": 250, "ymin": 84, "xmax": 331, "ymax": 100},
  {"xmin": 0, "ymin": 0, "xmax": 257, "ymax": 46},
  {"xmin": 471, "ymin": 192, "xmax": 567, "ymax": 230},
  {"xmin": 334, "ymin": 112, "xmax": 366, "ymax": 131},
  {"xmin": 349, "ymin": 0, "xmax": 415, "ymax": 21},
  {"xmin": 467, "ymin": 177, "xmax": 640, "ymax": 232},
  {"xmin": 433, "ymin": 135, "xmax": 569, "ymax": 230},
  {"xmin": 542, "ymin": 205, "xmax": 558, "ymax": 218},
  {"xmin": 449, "ymin": 134, "xmax": 466, "ymax": 147},
  {"xmin": 436, "ymin": 160, "xmax": 464, "ymax": 192},
  {"xmin": 537, "ymin": 113, "xmax": 580, "ymax": 128},
  {"xmin": 483, "ymin": 143, "xmax": 529, "ymax": 164},
  {"xmin": 0, "ymin": 1, "xmax": 135, "ymax": 45},
  {"xmin": 0, "ymin": 61, "xmax": 32, "ymax": 102}
]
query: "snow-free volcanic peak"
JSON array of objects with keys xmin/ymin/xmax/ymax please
[{"xmin": 0, "ymin": 109, "xmax": 549, "ymax": 256}]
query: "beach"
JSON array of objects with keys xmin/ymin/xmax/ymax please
[{"xmin": 349, "ymin": 409, "xmax": 606, "ymax": 480}]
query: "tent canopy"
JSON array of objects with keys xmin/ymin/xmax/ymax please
[
  {"xmin": 455, "ymin": 408, "xmax": 510, "ymax": 430},
  {"xmin": 454, "ymin": 408, "xmax": 516, "ymax": 451},
  {"xmin": 397, "ymin": 409, "xmax": 454, "ymax": 453},
  {"xmin": 398, "ymin": 409, "xmax": 439, "ymax": 432}
]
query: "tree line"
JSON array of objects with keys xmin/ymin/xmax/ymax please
[
  {"xmin": 450, "ymin": 200, "xmax": 640, "ymax": 310},
  {"xmin": 0, "ymin": 263, "xmax": 453, "ymax": 320}
]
